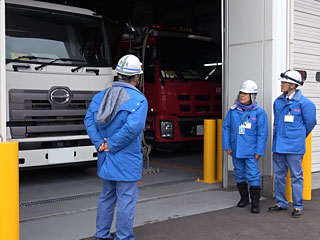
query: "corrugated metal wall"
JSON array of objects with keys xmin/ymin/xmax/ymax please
[{"xmin": 294, "ymin": 0, "xmax": 320, "ymax": 172}]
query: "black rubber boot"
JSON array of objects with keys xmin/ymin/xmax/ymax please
[
  {"xmin": 250, "ymin": 186, "xmax": 261, "ymax": 214},
  {"xmin": 236, "ymin": 182, "xmax": 250, "ymax": 207}
]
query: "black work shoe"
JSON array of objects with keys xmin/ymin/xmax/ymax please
[
  {"xmin": 268, "ymin": 204, "xmax": 287, "ymax": 213},
  {"xmin": 251, "ymin": 205, "xmax": 260, "ymax": 214},
  {"xmin": 292, "ymin": 208, "xmax": 302, "ymax": 218},
  {"xmin": 237, "ymin": 199, "xmax": 250, "ymax": 208},
  {"xmin": 236, "ymin": 182, "xmax": 250, "ymax": 208},
  {"xmin": 95, "ymin": 234, "xmax": 115, "ymax": 240}
]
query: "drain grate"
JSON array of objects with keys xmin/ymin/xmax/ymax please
[
  {"xmin": 139, "ymin": 178, "xmax": 195, "ymax": 188},
  {"xmin": 19, "ymin": 191, "xmax": 100, "ymax": 209},
  {"xmin": 19, "ymin": 178, "xmax": 197, "ymax": 209}
]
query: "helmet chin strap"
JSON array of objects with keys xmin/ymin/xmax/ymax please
[{"xmin": 285, "ymin": 86, "xmax": 296, "ymax": 96}]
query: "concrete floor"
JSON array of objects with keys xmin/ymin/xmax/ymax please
[{"xmin": 18, "ymin": 150, "xmax": 320, "ymax": 240}]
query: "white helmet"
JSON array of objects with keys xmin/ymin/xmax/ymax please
[
  {"xmin": 280, "ymin": 70, "xmax": 303, "ymax": 86},
  {"xmin": 239, "ymin": 80, "xmax": 258, "ymax": 94},
  {"xmin": 115, "ymin": 54, "xmax": 143, "ymax": 76}
]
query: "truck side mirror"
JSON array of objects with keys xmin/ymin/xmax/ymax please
[
  {"xmin": 150, "ymin": 45, "xmax": 157, "ymax": 60},
  {"xmin": 135, "ymin": 28, "xmax": 143, "ymax": 45}
]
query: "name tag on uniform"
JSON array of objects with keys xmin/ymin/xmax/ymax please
[
  {"xmin": 243, "ymin": 122, "xmax": 252, "ymax": 129},
  {"xmin": 239, "ymin": 125, "xmax": 245, "ymax": 134},
  {"xmin": 284, "ymin": 115, "xmax": 294, "ymax": 122}
]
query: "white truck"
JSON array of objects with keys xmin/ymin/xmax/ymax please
[{"xmin": 5, "ymin": 0, "xmax": 114, "ymax": 167}]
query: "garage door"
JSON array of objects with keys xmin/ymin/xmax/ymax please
[{"xmin": 293, "ymin": 0, "xmax": 320, "ymax": 172}]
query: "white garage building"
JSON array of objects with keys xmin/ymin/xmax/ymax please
[{"xmin": 224, "ymin": 0, "xmax": 320, "ymax": 194}]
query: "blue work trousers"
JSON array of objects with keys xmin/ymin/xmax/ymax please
[
  {"xmin": 273, "ymin": 153, "xmax": 304, "ymax": 210},
  {"xmin": 232, "ymin": 157, "xmax": 261, "ymax": 186},
  {"xmin": 95, "ymin": 180, "xmax": 138, "ymax": 240}
]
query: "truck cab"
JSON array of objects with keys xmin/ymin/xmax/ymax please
[
  {"xmin": 5, "ymin": 0, "xmax": 114, "ymax": 167},
  {"xmin": 117, "ymin": 25, "xmax": 222, "ymax": 150}
]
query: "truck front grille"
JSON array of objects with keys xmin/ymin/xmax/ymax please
[
  {"xmin": 178, "ymin": 117, "xmax": 204, "ymax": 138},
  {"xmin": 178, "ymin": 94, "xmax": 212, "ymax": 113},
  {"xmin": 8, "ymin": 89, "xmax": 98, "ymax": 138}
]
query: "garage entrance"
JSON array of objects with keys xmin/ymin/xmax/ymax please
[{"xmin": 42, "ymin": 0, "xmax": 225, "ymax": 183}]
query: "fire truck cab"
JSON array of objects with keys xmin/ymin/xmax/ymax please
[{"xmin": 117, "ymin": 25, "xmax": 222, "ymax": 150}]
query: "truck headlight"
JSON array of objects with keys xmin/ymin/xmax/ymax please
[{"xmin": 160, "ymin": 121, "xmax": 174, "ymax": 138}]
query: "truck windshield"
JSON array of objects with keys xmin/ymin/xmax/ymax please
[
  {"xmin": 158, "ymin": 37, "xmax": 221, "ymax": 82},
  {"xmin": 5, "ymin": 5, "xmax": 110, "ymax": 67}
]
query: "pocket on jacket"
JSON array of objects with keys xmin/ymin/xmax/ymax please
[
  {"xmin": 245, "ymin": 135, "xmax": 256, "ymax": 144},
  {"xmin": 285, "ymin": 122, "xmax": 305, "ymax": 138},
  {"xmin": 245, "ymin": 126, "xmax": 257, "ymax": 136},
  {"xmin": 285, "ymin": 128, "xmax": 305, "ymax": 138}
]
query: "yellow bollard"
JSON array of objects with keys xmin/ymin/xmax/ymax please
[
  {"xmin": 0, "ymin": 142, "xmax": 19, "ymax": 240},
  {"xmin": 302, "ymin": 133, "xmax": 312, "ymax": 200},
  {"xmin": 198, "ymin": 119, "xmax": 217, "ymax": 183},
  {"xmin": 216, "ymin": 119, "xmax": 223, "ymax": 182},
  {"xmin": 285, "ymin": 133, "xmax": 312, "ymax": 202}
]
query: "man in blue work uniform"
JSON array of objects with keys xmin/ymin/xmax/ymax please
[
  {"xmin": 222, "ymin": 80, "xmax": 268, "ymax": 214},
  {"xmin": 269, "ymin": 70, "xmax": 317, "ymax": 218},
  {"xmin": 84, "ymin": 54, "xmax": 148, "ymax": 240}
]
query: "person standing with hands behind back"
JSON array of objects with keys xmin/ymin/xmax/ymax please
[
  {"xmin": 222, "ymin": 80, "xmax": 268, "ymax": 214},
  {"xmin": 269, "ymin": 70, "xmax": 316, "ymax": 218},
  {"xmin": 84, "ymin": 54, "xmax": 148, "ymax": 240}
]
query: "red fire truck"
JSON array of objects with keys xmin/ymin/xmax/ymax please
[{"xmin": 116, "ymin": 25, "xmax": 222, "ymax": 150}]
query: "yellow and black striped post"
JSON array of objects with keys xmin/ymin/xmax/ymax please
[{"xmin": 0, "ymin": 142, "xmax": 19, "ymax": 240}]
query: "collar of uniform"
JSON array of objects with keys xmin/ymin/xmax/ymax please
[
  {"xmin": 279, "ymin": 89, "xmax": 302, "ymax": 101},
  {"xmin": 287, "ymin": 91, "xmax": 295, "ymax": 100},
  {"xmin": 113, "ymin": 81, "xmax": 139, "ymax": 91}
]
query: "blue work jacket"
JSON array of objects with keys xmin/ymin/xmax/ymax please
[
  {"xmin": 84, "ymin": 81, "xmax": 148, "ymax": 181},
  {"xmin": 222, "ymin": 105, "xmax": 268, "ymax": 158},
  {"xmin": 272, "ymin": 90, "xmax": 317, "ymax": 154}
]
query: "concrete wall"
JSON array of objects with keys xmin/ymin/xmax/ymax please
[{"xmin": 224, "ymin": 0, "xmax": 288, "ymax": 195}]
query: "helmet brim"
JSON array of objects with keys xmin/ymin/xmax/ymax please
[
  {"xmin": 279, "ymin": 77, "xmax": 301, "ymax": 85},
  {"xmin": 115, "ymin": 69, "xmax": 143, "ymax": 76}
]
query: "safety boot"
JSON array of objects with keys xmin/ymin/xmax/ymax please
[
  {"xmin": 292, "ymin": 208, "xmax": 302, "ymax": 218},
  {"xmin": 250, "ymin": 186, "xmax": 261, "ymax": 214},
  {"xmin": 94, "ymin": 233, "xmax": 116, "ymax": 240},
  {"xmin": 236, "ymin": 182, "xmax": 250, "ymax": 207}
]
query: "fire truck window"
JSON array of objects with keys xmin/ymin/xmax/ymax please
[{"xmin": 158, "ymin": 38, "xmax": 221, "ymax": 82}]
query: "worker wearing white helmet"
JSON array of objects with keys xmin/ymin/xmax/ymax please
[
  {"xmin": 115, "ymin": 54, "xmax": 143, "ymax": 87},
  {"xmin": 269, "ymin": 70, "xmax": 317, "ymax": 218},
  {"xmin": 222, "ymin": 80, "xmax": 268, "ymax": 214},
  {"xmin": 279, "ymin": 70, "xmax": 303, "ymax": 86},
  {"xmin": 85, "ymin": 54, "xmax": 147, "ymax": 240}
]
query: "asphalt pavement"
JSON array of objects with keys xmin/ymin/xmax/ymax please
[{"xmin": 133, "ymin": 188, "xmax": 320, "ymax": 240}]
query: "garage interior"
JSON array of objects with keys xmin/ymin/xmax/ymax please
[
  {"xmin": 28, "ymin": 0, "xmax": 224, "ymax": 173},
  {"xmin": 47, "ymin": 0, "xmax": 222, "ymax": 59}
]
